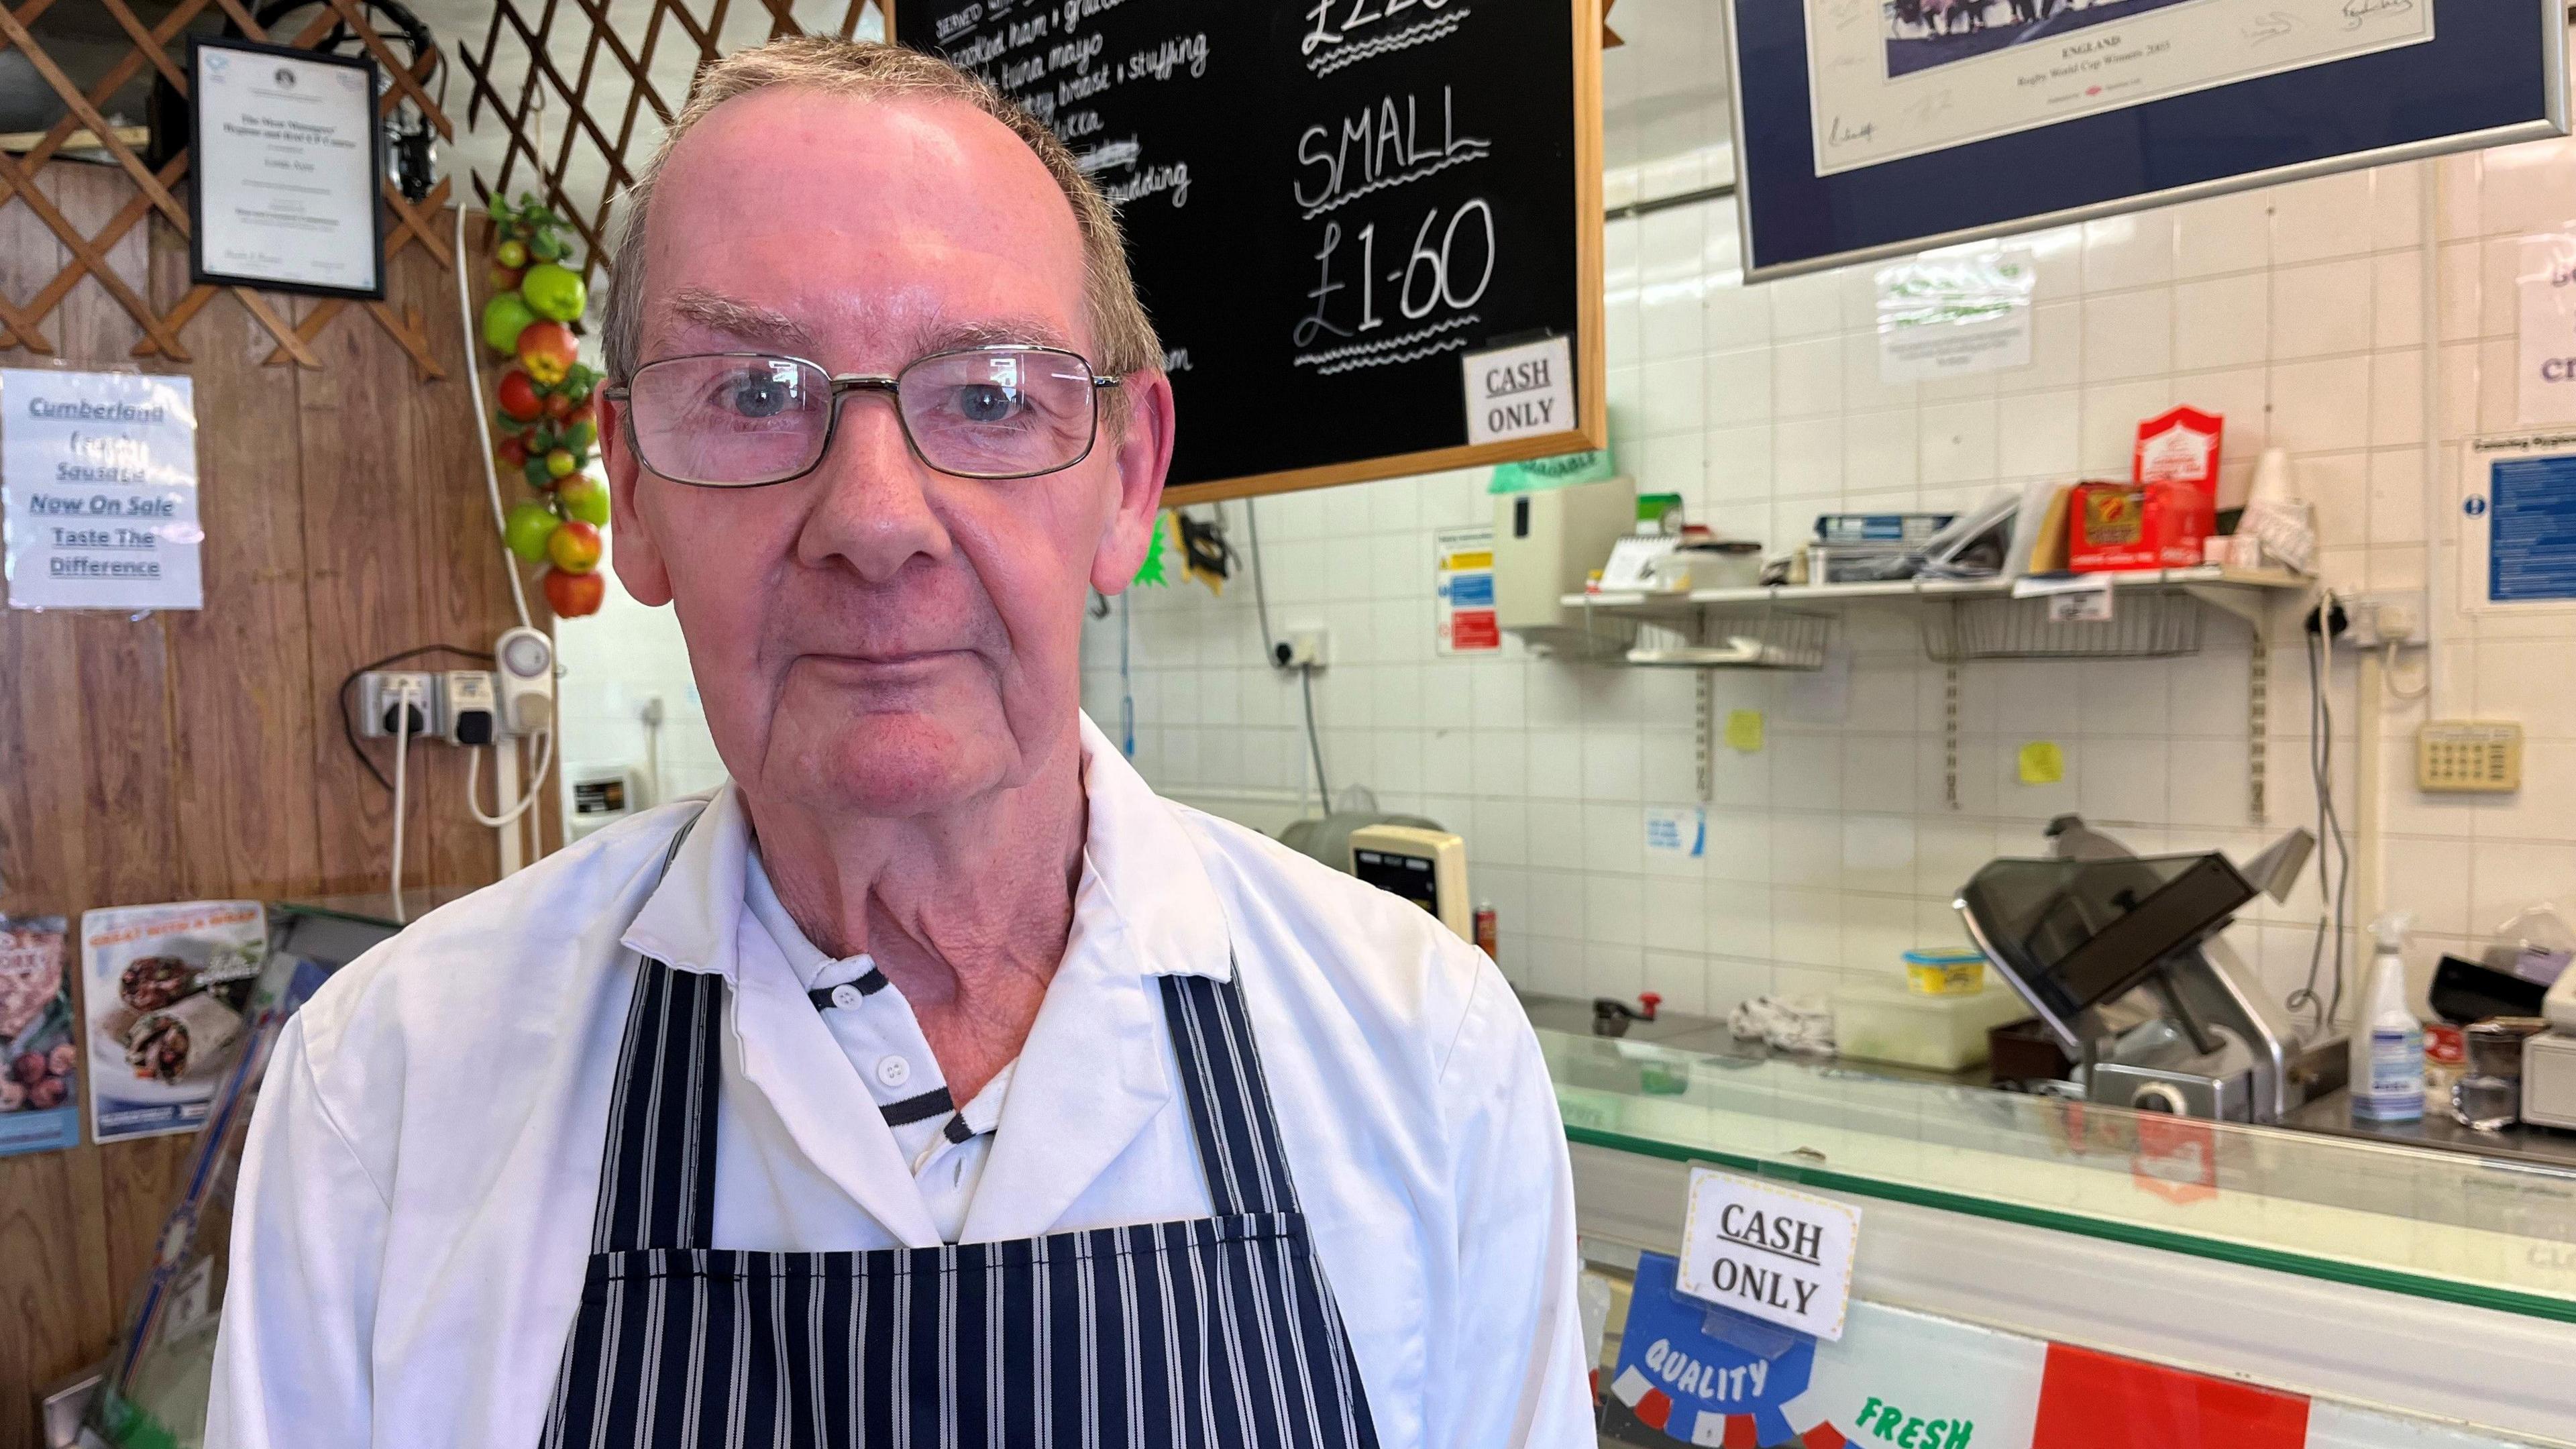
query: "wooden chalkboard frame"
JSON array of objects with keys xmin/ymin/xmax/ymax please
[{"xmin": 885, "ymin": 0, "xmax": 1609, "ymax": 506}]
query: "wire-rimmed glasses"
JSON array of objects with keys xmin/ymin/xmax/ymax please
[{"xmin": 605, "ymin": 346, "xmax": 1120, "ymax": 486}]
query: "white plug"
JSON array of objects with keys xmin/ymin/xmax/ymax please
[
  {"xmin": 360, "ymin": 671, "xmax": 440, "ymax": 739},
  {"xmin": 443, "ymin": 671, "xmax": 498, "ymax": 746},
  {"xmin": 1276, "ymin": 627, "xmax": 1330, "ymax": 669},
  {"xmin": 494, "ymin": 626, "xmax": 555, "ymax": 735},
  {"xmin": 2334, "ymin": 591, "xmax": 2429, "ymax": 649}
]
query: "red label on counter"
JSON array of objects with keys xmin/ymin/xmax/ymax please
[{"xmin": 2033, "ymin": 1344, "xmax": 2307, "ymax": 1449}]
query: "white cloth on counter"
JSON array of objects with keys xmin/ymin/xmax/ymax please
[
  {"xmin": 1730, "ymin": 993, "xmax": 1837, "ymax": 1054},
  {"xmin": 207, "ymin": 713, "xmax": 1595, "ymax": 1449}
]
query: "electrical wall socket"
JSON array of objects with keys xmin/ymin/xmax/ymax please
[
  {"xmin": 2336, "ymin": 591, "xmax": 2429, "ymax": 649},
  {"xmin": 358, "ymin": 672, "xmax": 439, "ymax": 739},
  {"xmin": 1277, "ymin": 627, "xmax": 1330, "ymax": 669},
  {"xmin": 441, "ymin": 671, "xmax": 498, "ymax": 746}
]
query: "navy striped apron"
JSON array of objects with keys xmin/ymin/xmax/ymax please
[{"xmin": 539, "ymin": 956, "xmax": 1382, "ymax": 1449}]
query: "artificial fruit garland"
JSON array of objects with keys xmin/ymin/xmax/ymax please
[{"xmin": 479, "ymin": 194, "xmax": 608, "ymax": 618}]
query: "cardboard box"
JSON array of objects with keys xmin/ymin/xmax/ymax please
[
  {"xmin": 2066, "ymin": 407, "xmax": 2224, "ymax": 572},
  {"xmin": 2068, "ymin": 478, "xmax": 2216, "ymax": 571}
]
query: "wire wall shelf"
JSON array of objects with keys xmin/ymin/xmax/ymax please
[
  {"xmin": 1623, "ymin": 609, "xmax": 1834, "ymax": 671},
  {"xmin": 1921, "ymin": 590, "xmax": 2204, "ymax": 663},
  {"xmin": 1560, "ymin": 567, "xmax": 2312, "ymax": 823}
]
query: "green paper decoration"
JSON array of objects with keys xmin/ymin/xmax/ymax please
[{"xmin": 1132, "ymin": 511, "xmax": 1171, "ymax": 586}]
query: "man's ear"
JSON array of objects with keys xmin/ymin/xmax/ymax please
[
  {"xmin": 601, "ymin": 393, "xmax": 675, "ymax": 606},
  {"xmin": 1088, "ymin": 370, "xmax": 1175, "ymax": 596}
]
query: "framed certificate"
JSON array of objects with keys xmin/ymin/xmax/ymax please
[
  {"xmin": 188, "ymin": 36, "xmax": 386, "ymax": 301},
  {"xmin": 1727, "ymin": 0, "xmax": 2569, "ymax": 279}
]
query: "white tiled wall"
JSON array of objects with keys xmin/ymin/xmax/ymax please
[
  {"xmin": 552, "ymin": 1, "xmax": 2576, "ymax": 1023},
  {"xmin": 1083, "ymin": 13, "xmax": 2576, "ymax": 1019},
  {"xmin": 556, "ymin": 582, "xmax": 733, "ymax": 813}
]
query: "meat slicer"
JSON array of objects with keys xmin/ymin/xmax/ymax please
[{"xmin": 1956, "ymin": 816, "xmax": 2346, "ymax": 1123}]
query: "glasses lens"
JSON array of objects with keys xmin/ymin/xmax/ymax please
[
  {"xmin": 898, "ymin": 349, "xmax": 1097, "ymax": 478},
  {"xmin": 628, "ymin": 355, "xmax": 830, "ymax": 485}
]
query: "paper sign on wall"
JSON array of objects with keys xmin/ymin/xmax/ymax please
[
  {"xmin": 0, "ymin": 915, "xmax": 76, "ymax": 1158},
  {"xmin": 1462, "ymin": 336, "xmax": 1574, "ymax": 446},
  {"xmin": 2518, "ymin": 235, "xmax": 2576, "ymax": 425},
  {"xmin": 2460, "ymin": 434, "xmax": 2576, "ymax": 610},
  {"xmin": 1644, "ymin": 805, "xmax": 1706, "ymax": 859},
  {"xmin": 1677, "ymin": 1166, "xmax": 1862, "ymax": 1341},
  {"xmin": 83, "ymin": 901, "xmax": 264, "ymax": 1142},
  {"xmin": 1, "ymin": 368, "xmax": 202, "ymax": 611},
  {"xmin": 1434, "ymin": 524, "xmax": 1499, "ymax": 653},
  {"xmin": 1877, "ymin": 248, "xmax": 2033, "ymax": 384}
]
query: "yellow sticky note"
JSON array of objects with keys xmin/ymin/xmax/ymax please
[
  {"xmin": 2018, "ymin": 741, "xmax": 2065, "ymax": 786},
  {"xmin": 1725, "ymin": 710, "xmax": 1765, "ymax": 753}
]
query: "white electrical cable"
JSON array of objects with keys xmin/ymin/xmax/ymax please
[
  {"xmin": 2382, "ymin": 639, "xmax": 2431, "ymax": 702},
  {"xmin": 390, "ymin": 692, "xmax": 414, "ymax": 925},
  {"xmin": 452, "ymin": 205, "xmax": 561, "ymax": 849},
  {"xmin": 465, "ymin": 729, "xmax": 555, "ymax": 827},
  {"xmin": 454, "ymin": 205, "xmax": 534, "ymax": 631}
]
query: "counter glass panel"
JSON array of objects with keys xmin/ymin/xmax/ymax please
[{"xmin": 1540, "ymin": 1028, "xmax": 2576, "ymax": 1323}]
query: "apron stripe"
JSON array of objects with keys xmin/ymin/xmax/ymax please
[{"xmin": 547, "ymin": 962, "xmax": 1378, "ymax": 1449}]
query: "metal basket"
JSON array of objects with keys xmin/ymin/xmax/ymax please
[
  {"xmin": 1920, "ymin": 589, "xmax": 2203, "ymax": 663},
  {"xmin": 1626, "ymin": 607, "xmax": 1833, "ymax": 670}
]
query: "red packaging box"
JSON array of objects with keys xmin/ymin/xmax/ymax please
[
  {"xmin": 2067, "ymin": 480, "xmax": 2216, "ymax": 571},
  {"xmin": 2067, "ymin": 407, "xmax": 2222, "ymax": 572}
]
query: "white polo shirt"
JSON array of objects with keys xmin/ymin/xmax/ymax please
[{"xmin": 208, "ymin": 714, "xmax": 1595, "ymax": 1448}]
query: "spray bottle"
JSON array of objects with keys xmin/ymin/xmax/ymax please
[{"xmin": 2351, "ymin": 912, "xmax": 2425, "ymax": 1123}]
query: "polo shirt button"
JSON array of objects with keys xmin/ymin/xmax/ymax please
[
  {"xmin": 830, "ymin": 983, "xmax": 862, "ymax": 1010},
  {"xmin": 876, "ymin": 1055, "xmax": 912, "ymax": 1089}
]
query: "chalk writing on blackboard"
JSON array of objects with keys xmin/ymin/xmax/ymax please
[{"xmin": 902, "ymin": 0, "xmax": 1592, "ymax": 489}]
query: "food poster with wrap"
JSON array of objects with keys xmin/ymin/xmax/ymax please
[
  {"xmin": 83, "ymin": 901, "xmax": 264, "ymax": 1142},
  {"xmin": 0, "ymin": 915, "xmax": 78, "ymax": 1156}
]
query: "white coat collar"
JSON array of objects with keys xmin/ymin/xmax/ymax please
[
  {"xmin": 616, "ymin": 712, "xmax": 1236, "ymax": 1245},
  {"xmin": 619, "ymin": 711, "xmax": 1233, "ymax": 987}
]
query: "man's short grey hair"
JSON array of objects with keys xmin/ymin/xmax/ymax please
[{"xmin": 598, "ymin": 36, "xmax": 1161, "ymax": 384}]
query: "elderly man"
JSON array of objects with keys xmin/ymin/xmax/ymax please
[{"xmin": 210, "ymin": 34, "xmax": 1590, "ymax": 1449}]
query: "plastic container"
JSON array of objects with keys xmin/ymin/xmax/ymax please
[
  {"xmin": 2351, "ymin": 912, "xmax": 2426, "ymax": 1123},
  {"xmin": 1900, "ymin": 948, "xmax": 1988, "ymax": 996},
  {"xmin": 1834, "ymin": 979, "xmax": 2030, "ymax": 1071}
]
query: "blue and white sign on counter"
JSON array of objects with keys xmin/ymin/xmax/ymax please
[
  {"xmin": 2463, "ymin": 434, "xmax": 2576, "ymax": 611},
  {"xmin": 1, "ymin": 368, "xmax": 202, "ymax": 612}
]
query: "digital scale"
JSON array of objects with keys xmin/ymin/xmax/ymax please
[
  {"xmin": 2522, "ymin": 968, "xmax": 2576, "ymax": 1130},
  {"xmin": 1348, "ymin": 823, "xmax": 1471, "ymax": 942}
]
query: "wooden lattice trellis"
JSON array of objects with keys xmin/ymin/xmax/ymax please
[
  {"xmin": 0, "ymin": 0, "xmax": 461, "ymax": 378},
  {"xmin": 458, "ymin": 0, "xmax": 880, "ymax": 299}
]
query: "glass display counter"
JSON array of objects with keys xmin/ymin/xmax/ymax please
[{"xmin": 1543, "ymin": 1026, "xmax": 2576, "ymax": 1448}]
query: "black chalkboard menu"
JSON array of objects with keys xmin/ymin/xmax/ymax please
[{"xmin": 889, "ymin": 0, "xmax": 1605, "ymax": 502}]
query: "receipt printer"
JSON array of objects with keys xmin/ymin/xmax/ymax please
[{"xmin": 1348, "ymin": 824, "xmax": 1471, "ymax": 943}]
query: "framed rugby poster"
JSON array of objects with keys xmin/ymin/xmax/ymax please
[{"xmin": 1727, "ymin": 0, "xmax": 2569, "ymax": 278}]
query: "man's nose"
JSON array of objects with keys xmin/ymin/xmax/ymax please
[{"xmin": 793, "ymin": 391, "xmax": 953, "ymax": 582}]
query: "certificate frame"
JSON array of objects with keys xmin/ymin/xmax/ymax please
[
  {"xmin": 187, "ymin": 35, "xmax": 388, "ymax": 302},
  {"xmin": 1726, "ymin": 0, "xmax": 2569, "ymax": 281}
]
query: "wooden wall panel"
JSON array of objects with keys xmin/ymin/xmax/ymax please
[
  {"xmin": 158, "ymin": 233, "xmax": 325, "ymax": 906},
  {"xmin": 0, "ymin": 163, "xmax": 535, "ymax": 1444}
]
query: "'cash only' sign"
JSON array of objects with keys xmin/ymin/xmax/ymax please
[{"xmin": 1676, "ymin": 1167, "xmax": 1862, "ymax": 1341}]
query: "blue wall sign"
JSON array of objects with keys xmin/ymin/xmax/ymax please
[{"xmin": 2488, "ymin": 453, "xmax": 2576, "ymax": 604}]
